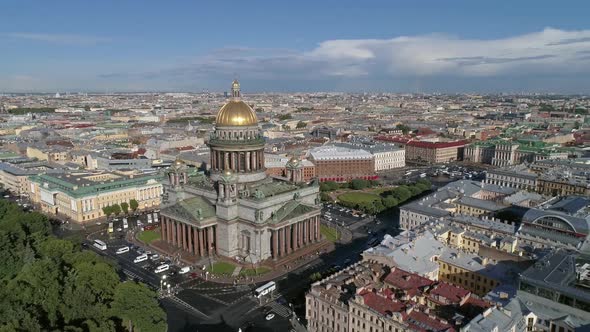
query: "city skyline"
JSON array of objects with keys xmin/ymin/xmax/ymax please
[{"xmin": 3, "ymin": 0, "xmax": 590, "ymax": 93}]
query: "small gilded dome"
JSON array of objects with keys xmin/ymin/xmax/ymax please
[{"xmin": 215, "ymin": 100, "xmax": 258, "ymax": 126}]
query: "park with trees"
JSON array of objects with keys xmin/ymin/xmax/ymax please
[
  {"xmin": 321, "ymin": 178, "xmax": 432, "ymax": 215},
  {"xmin": 0, "ymin": 199, "xmax": 167, "ymax": 331}
]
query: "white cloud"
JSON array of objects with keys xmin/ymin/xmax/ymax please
[
  {"xmin": 3, "ymin": 32, "xmax": 110, "ymax": 45},
  {"xmin": 108, "ymin": 27, "xmax": 590, "ymax": 85}
]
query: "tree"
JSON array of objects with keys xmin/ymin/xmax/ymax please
[
  {"xmin": 320, "ymin": 192, "xmax": 331, "ymax": 202},
  {"xmin": 282, "ymin": 124, "xmax": 291, "ymax": 130},
  {"xmin": 350, "ymin": 179, "xmax": 370, "ymax": 190},
  {"xmin": 392, "ymin": 186, "xmax": 412, "ymax": 202},
  {"xmin": 296, "ymin": 121, "xmax": 307, "ymax": 129},
  {"xmin": 111, "ymin": 282, "xmax": 167, "ymax": 332},
  {"xmin": 102, "ymin": 206, "xmax": 112, "ymax": 218},
  {"xmin": 129, "ymin": 199, "xmax": 139, "ymax": 212},
  {"xmin": 396, "ymin": 124, "xmax": 412, "ymax": 135},
  {"xmin": 111, "ymin": 204, "xmax": 121, "ymax": 216},
  {"xmin": 0, "ymin": 198, "xmax": 167, "ymax": 331},
  {"xmin": 382, "ymin": 196, "xmax": 399, "ymax": 208},
  {"xmin": 277, "ymin": 113, "xmax": 293, "ymax": 121},
  {"xmin": 120, "ymin": 202, "xmax": 129, "ymax": 215},
  {"xmin": 320, "ymin": 181, "xmax": 339, "ymax": 192}
]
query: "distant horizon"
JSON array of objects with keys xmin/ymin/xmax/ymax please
[{"xmin": 3, "ymin": 1, "xmax": 590, "ymax": 93}]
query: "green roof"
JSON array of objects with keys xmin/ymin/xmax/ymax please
[
  {"xmin": 251, "ymin": 182, "xmax": 298, "ymax": 199},
  {"xmin": 268, "ymin": 200, "xmax": 317, "ymax": 224},
  {"xmin": 29, "ymin": 173, "xmax": 161, "ymax": 198},
  {"xmin": 162, "ymin": 196, "xmax": 216, "ymax": 225}
]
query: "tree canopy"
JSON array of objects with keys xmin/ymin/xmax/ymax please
[{"xmin": 0, "ymin": 199, "xmax": 166, "ymax": 331}]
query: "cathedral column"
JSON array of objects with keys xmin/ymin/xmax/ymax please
[
  {"xmin": 180, "ymin": 223, "xmax": 185, "ymax": 250},
  {"xmin": 167, "ymin": 218, "xmax": 173, "ymax": 243},
  {"xmin": 199, "ymin": 229, "xmax": 205, "ymax": 256},
  {"xmin": 193, "ymin": 227, "xmax": 201, "ymax": 255},
  {"xmin": 316, "ymin": 216, "xmax": 321, "ymax": 241},
  {"xmin": 272, "ymin": 230, "xmax": 278, "ymax": 259},
  {"xmin": 308, "ymin": 219, "xmax": 313, "ymax": 243},
  {"xmin": 211, "ymin": 150, "xmax": 216, "ymax": 171},
  {"xmin": 299, "ymin": 221, "xmax": 305, "ymax": 248},
  {"xmin": 224, "ymin": 152, "xmax": 229, "ymax": 170},
  {"xmin": 282, "ymin": 227, "xmax": 288, "ymax": 256},
  {"xmin": 171, "ymin": 220, "xmax": 176, "ymax": 246},
  {"xmin": 258, "ymin": 150, "xmax": 263, "ymax": 169},
  {"xmin": 207, "ymin": 227, "xmax": 214, "ymax": 255},
  {"xmin": 294, "ymin": 223, "xmax": 300, "ymax": 249},
  {"xmin": 176, "ymin": 221, "xmax": 181, "ymax": 247},
  {"xmin": 302, "ymin": 220, "xmax": 307, "ymax": 245},
  {"xmin": 286, "ymin": 225, "xmax": 292, "ymax": 254},
  {"xmin": 160, "ymin": 217, "xmax": 166, "ymax": 241},
  {"xmin": 188, "ymin": 226, "xmax": 194, "ymax": 254},
  {"xmin": 277, "ymin": 228, "xmax": 283, "ymax": 257},
  {"xmin": 246, "ymin": 151, "xmax": 251, "ymax": 171}
]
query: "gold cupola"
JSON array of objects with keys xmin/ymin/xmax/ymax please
[{"xmin": 215, "ymin": 80, "xmax": 258, "ymax": 127}]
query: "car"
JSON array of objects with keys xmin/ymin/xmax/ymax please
[
  {"xmin": 116, "ymin": 227, "xmax": 122, "ymax": 232},
  {"xmin": 150, "ymin": 254, "xmax": 160, "ymax": 261},
  {"xmin": 276, "ymin": 297, "xmax": 288, "ymax": 305},
  {"xmin": 179, "ymin": 266, "xmax": 191, "ymax": 274},
  {"xmin": 265, "ymin": 313, "xmax": 275, "ymax": 321},
  {"xmin": 96, "ymin": 222, "xmax": 102, "ymax": 226}
]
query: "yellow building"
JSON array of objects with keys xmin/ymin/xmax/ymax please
[
  {"xmin": 437, "ymin": 251, "xmax": 500, "ymax": 296},
  {"xmin": 28, "ymin": 172, "xmax": 162, "ymax": 223}
]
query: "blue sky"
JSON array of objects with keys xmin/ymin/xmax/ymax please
[{"xmin": 2, "ymin": 0, "xmax": 590, "ymax": 93}]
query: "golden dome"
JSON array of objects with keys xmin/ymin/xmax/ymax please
[{"xmin": 215, "ymin": 100, "xmax": 258, "ymax": 126}]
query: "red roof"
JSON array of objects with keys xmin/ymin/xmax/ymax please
[
  {"xmin": 406, "ymin": 140, "xmax": 466, "ymax": 149},
  {"xmin": 384, "ymin": 268, "xmax": 434, "ymax": 295},
  {"xmin": 428, "ymin": 282, "xmax": 470, "ymax": 304},
  {"xmin": 360, "ymin": 290, "xmax": 405, "ymax": 316},
  {"xmin": 406, "ymin": 310, "xmax": 455, "ymax": 332}
]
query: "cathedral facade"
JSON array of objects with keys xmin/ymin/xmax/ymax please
[{"xmin": 159, "ymin": 81, "xmax": 323, "ymax": 264}]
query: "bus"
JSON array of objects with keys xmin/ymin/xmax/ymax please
[
  {"xmin": 254, "ymin": 281, "xmax": 276, "ymax": 298},
  {"xmin": 93, "ymin": 239, "xmax": 107, "ymax": 251},
  {"xmin": 108, "ymin": 222, "xmax": 114, "ymax": 233},
  {"xmin": 152, "ymin": 212, "xmax": 158, "ymax": 222},
  {"xmin": 123, "ymin": 218, "xmax": 128, "ymax": 229}
]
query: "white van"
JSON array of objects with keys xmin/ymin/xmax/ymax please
[
  {"xmin": 116, "ymin": 246, "xmax": 130, "ymax": 254},
  {"xmin": 122, "ymin": 218, "xmax": 128, "ymax": 229},
  {"xmin": 179, "ymin": 266, "xmax": 191, "ymax": 274},
  {"xmin": 133, "ymin": 254, "xmax": 148, "ymax": 263},
  {"xmin": 154, "ymin": 264, "xmax": 169, "ymax": 273}
]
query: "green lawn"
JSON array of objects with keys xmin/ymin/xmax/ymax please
[
  {"xmin": 240, "ymin": 266, "xmax": 272, "ymax": 276},
  {"xmin": 338, "ymin": 192, "xmax": 381, "ymax": 205},
  {"xmin": 207, "ymin": 261, "xmax": 236, "ymax": 275},
  {"xmin": 320, "ymin": 224, "xmax": 340, "ymax": 242},
  {"xmin": 137, "ymin": 229, "xmax": 160, "ymax": 244}
]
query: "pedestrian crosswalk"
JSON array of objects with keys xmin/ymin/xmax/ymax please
[{"xmin": 268, "ymin": 301, "xmax": 292, "ymax": 318}]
